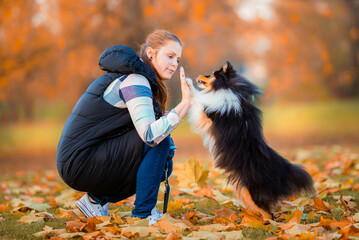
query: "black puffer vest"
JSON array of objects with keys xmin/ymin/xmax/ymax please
[{"xmin": 56, "ymin": 45, "xmax": 162, "ymax": 195}]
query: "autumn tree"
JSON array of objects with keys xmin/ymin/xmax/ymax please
[{"xmin": 0, "ymin": 0, "xmax": 358, "ymax": 122}]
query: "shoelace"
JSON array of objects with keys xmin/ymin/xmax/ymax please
[{"xmin": 147, "ymin": 207, "xmax": 163, "ymax": 225}]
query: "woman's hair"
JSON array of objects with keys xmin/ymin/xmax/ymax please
[{"xmin": 139, "ymin": 30, "xmax": 182, "ymax": 112}]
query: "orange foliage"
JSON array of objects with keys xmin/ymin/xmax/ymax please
[{"xmin": 0, "ymin": 0, "xmax": 358, "ymax": 121}]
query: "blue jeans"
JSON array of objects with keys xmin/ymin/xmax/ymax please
[
  {"xmin": 131, "ymin": 136, "xmax": 174, "ymax": 218},
  {"xmin": 88, "ymin": 135, "xmax": 175, "ymax": 218}
]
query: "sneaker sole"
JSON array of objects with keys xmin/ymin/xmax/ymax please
[{"xmin": 76, "ymin": 201, "xmax": 94, "ymax": 218}]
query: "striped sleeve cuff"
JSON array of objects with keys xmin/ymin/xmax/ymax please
[{"xmin": 144, "ymin": 109, "xmax": 182, "ymax": 146}]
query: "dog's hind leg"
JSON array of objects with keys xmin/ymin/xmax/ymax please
[{"xmin": 234, "ymin": 185, "xmax": 272, "ymax": 219}]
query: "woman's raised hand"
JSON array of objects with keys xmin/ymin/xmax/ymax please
[
  {"xmin": 173, "ymin": 67, "xmax": 192, "ymax": 119},
  {"xmin": 179, "ymin": 67, "xmax": 193, "ymax": 102}
]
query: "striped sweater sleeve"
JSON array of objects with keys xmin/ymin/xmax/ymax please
[{"xmin": 119, "ymin": 74, "xmax": 182, "ymax": 146}]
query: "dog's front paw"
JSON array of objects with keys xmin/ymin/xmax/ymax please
[{"xmin": 186, "ymin": 77, "xmax": 193, "ymax": 85}]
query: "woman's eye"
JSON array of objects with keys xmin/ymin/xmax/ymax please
[
  {"xmin": 177, "ymin": 59, "xmax": 180, "ymax": 63},
  {"xmin": 168, "ymin": 55, "xmax": 173, "ymax": 58}
]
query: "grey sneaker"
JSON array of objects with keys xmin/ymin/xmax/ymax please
[
  {"xmin": 76, "ymin": 193, "xmax": 107, "ymax": 218},
  {"xmin": 146, "ymin": 206, "xmax": 163, "ymax": 225}
]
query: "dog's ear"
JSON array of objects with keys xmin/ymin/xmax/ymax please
[{"xmin": 223, "ymin": 61, "xmax": 233, "ymax": 73}]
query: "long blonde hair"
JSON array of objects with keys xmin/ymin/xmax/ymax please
[{"xmin": 139, "ymin": 30, "xmax": 182, "ymax": 112}]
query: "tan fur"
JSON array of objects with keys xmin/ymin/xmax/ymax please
[
  {"xmin": 233, "ymin": 185, "xmax": 272, "ymax": 219},
  {"xmin": 195, "ymin": 110, "xmax": 212, "ymax": 131}
]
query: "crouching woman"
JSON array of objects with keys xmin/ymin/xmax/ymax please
[{"xmin": 56, "ymin": 30, "xmax": 192, "ymax": 224}]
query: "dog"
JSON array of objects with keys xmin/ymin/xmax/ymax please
[{"xmin": 187, "ymin": 61, "xmax": 315, "ymax": 219}]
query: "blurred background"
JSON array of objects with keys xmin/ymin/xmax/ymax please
[{"xmin": 0, "ymin": 0, "xmax": 358, "ymax": 172}]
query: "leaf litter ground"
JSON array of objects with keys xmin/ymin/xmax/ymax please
[{"xmin": 0, "ymin": 145, "xmax": 358, "ymax": 240}]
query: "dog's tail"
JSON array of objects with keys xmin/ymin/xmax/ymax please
[
  {"xmin": 286, "ymin": 163, "xmax": 315, "ymax": 197},
  {"xmin": 237, "ymin": 147, "xmax": 315, "ymax": 213}
]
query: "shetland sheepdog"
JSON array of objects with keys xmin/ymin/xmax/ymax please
[{"xmin": 187, "ymin": 62, "xmax": 315, "ymax": 218}]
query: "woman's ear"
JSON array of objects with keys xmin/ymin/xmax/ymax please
[{"xmin": 146, "ymin": 47, "xmax": 154, "ymax": 59}]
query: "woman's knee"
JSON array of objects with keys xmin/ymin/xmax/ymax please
[{"xmin": 157, "ymin": 135, "xmax": 171, "ymax": 152}]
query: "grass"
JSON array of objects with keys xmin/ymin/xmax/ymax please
[
  {"xmin": 0, "ymin": 211, "xmax": 68, "ymax": 240},
  {"xmin": 1, "ymin": 99, "xmax": 358, "ymax": 156},
  {"xmin": 0, "ymin": 99, "xmax": 358, "ymax": 239},
  {"xmin": 261, "ymin": 99, "xmax": 359, "ymax": 138},
  {"xmin": 0, "ymin": 144, "xmax": 358, "ymax": 239}
]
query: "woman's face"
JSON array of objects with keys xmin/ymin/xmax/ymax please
[{"xmin": 149, "ymin": 40, "xmax": 182, "ymax": 80}]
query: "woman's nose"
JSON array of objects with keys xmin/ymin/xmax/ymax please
[{"xmin": 171, "ymin": 59, "xmax": 178, "ymax": 68}]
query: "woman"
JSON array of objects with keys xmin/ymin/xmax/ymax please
[{"xmin": 56, "ymin": 30, "xmax": 192, "ymax": 224}]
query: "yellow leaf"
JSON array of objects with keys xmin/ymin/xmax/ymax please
[
  {"xmin": 176, "ymin": 155, "xmax": 208, "ymax": 188},
  {"xmin": 111, "ymin": 213, "xmax": 125, "ymax": 225},
  {"xmin": 288, "ymin": 208, "xmax": 302, "ymax": 224},
  {"xmin": 242, "ymin": 221, "xmax": 270, "ymax": 230},
  {"xmin": 188, "ymin": 231, "xmax": 223, "ymax": 240},
  {"xmin": 298, "ymin": 231, "xmax": 318, "ymax": 240},
  {"xmin": 167, "ymin": 201, "xmax": 184, "ymax": 212},
  {"xmin": 198, "ymin": 223, "xmax": 231, "ymax": 232}
]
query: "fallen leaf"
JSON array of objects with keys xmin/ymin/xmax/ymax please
[
  {"xmin": 354, "ymin": 213, "xmax": 359, "ymax": 222},
  {"xmin": 0, "ymin": 204, "xmax": 13, "ymax": 212},
  {"xmin": 121, "ymin": 226, "xmax": 159, "ymax": 238},
  {"xmin": 239, "ymin": 208, "xmax": 263, "ymax": 224},
  {"xmin": 111, "ymin": 212, "xmax": 125, "ymax": 224},
  {"xmin": 176, "ymin": 198, "xmax": 194, "ymax": 204},
  {"xmin": 193, "ymin": 187, "xmax": 214, "ymax": 198},
  {"xmin": 317, "ymin": 216, "xmax": 337, "ymax": 229},
  {"xmin": 284, "ymin": 224, "xmax": 310, "ymax": 236},
  {"xmin": 65, "ymin": 220, "xmax": 96, "ymax": 233},
  {"xmin": 56, "ymin": 208, "xmax": 72, "ymax": 219},
  {"xmin": 330, "ymin": 219, "xmax": 352, "ymax": 230},
  {"xmin": 298, "ymin": 231, "xmax": 318, "ymax": 240},
  {"xmin": 188, "ymin": 231, "xmax": 223, "ymax": 240},
  {"xmin": 167, "ymin": 200, "xmax": 184, "ymax": 212},
  {"xmin": 165, "ymin": 232, "xmax": 183, "ymax": 240},
  {"xmin": 312, "ymin": 197, "xmax": 331, "ymax": 212},
  {"xmin": 124, "ymin": 216, "xmax": 141, "ymax": 224},
  {"xmin": 176, "ymin": 155, "xmax": 209, "ymax": 188},
  {"xmin": 198, "ymin": 223, "xmax": 232, "ymax": 232},
  {"xmin": 241, "ymin": 220, "xmax": 271, "ymax": 230},
  {"xmin": 288, "ymin": 208, "xmax": 302, "ymax": 224},
  {"xmin": 220, "ymin": 231, "xmax": 244, "ymax": 239},
  {"xmin": 58, "ymin": 232, "xmax": 86, "ymax": 238},
  {"xmin": 82, "ymin": 231, "xmax": 101, "ymax": 240},
  {"xmin": 283, "ymin": 197, "xmax": 310, "ymax": 208},
  {"xmin": 157, "ymin": 213, "xmax": 191, "ymax": 233},
  {"xmin": 12, "ymin": 201, "xmax": 51, "ymax": 212},
  {"xmin": 213, "ymin": 207, "xmax": 237, "ymax": 223},
  {"xmin": 212, "ymin": 189, "xmax": 242, "ymax": 207},
  {"xmin": 33, "ymin": 225, "xmax": 53, "ymax": 237},
  {"xmin": 18, "ymin": 212, "xmax": 54, "ymax": 224}
]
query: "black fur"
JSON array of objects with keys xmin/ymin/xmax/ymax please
[{"xmin": 203, "ymin": 62, "xmax": 315, "ymax": 213}]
